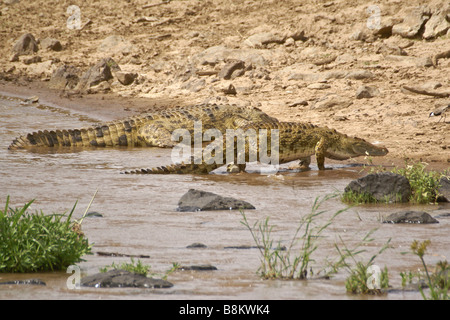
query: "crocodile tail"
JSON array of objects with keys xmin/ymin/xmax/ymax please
[
  {"xmin": 8, "ymin": 121, "xmax": 137, "ymax": 150},
  {"xmin": 121, "ymin": 157, "xmax": 222, "ymax": 175}
]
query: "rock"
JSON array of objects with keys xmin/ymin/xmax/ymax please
[
  {"xmin": 245, "ymin": 32, "xmax": 286, "ymax": 47},
  {"xmin": 382, "ymin": 211, "xmax": 438, "ymax": 224},
  {"xmin": 22, "ymin": 56, "xmax": 41, "ymax": 65},
  {"xmin": 221, "ymin": 83, "xmax": 237, "ymax": 95},
  {"xmin": 186, "ymin": 243, "xmax": 208, "ymax": 249},
  {"xmin": 218, "ymin": 60, "xmax": 245, "ymax": 80},
  {"xmin": 12, "ymin": 33, "xmax": 38, "ymax": 56},
  {"xmin": 24, "ymin": 96, "xmax": 39, "ymax": 104},
  {"xmin": 177, "ymin": 189, "xmax": 255, "ymax": 212},
  {"xmin": 40, "ymin": 38, "xmax": 62, "ymax": 51},
  {"xmin": 307, "ymin": 83, "xmax": 331, "ymax": 90},
  {"xmin": 178, "ymin": 264, "xmax": 217, "ymax": 271},
  {"xmin": 98, "ymin": 35, "xmax": 135, "ymax": 55},
  {"xmin": 311, "ymin": 94, "xmax": 352, "ymax": 110},
  {"xmin": 194, "ymin": 46, "xmax": 267, "ymax": 67},
  {"xmin": 81, "ymin": 269, "xmax": 173, "ymax": 288},
  {"xmin": 0, "ymin": 279, "xmax": 46, "ymax": 286},
  {"xmin": 344, "ymin": 70, "xmax": 374, "ymax": 80},
  {"xmin": 114, "ymin": 71, "xmax": 137, "ymax": 85},
  {"xmin": 288, "ymin": 100, "xmax": 308, "ymax": 108},
  {"xmin": 437, "ymin": 176, "xmax": 450, "ymax": 202},
  {"xmin": 372, "ymin": 17, "xmax": 403, "ymax": 38},
  {"xmin": 423, "ymin": 5, "xmax": 450, "ymax": 39},
  {"xmin": 356, "ymin": 85, "xmax": 380, "ymax": 99},
  {"xmin": 49, "ymin": 65, "xmax": 80, "ymax": 90},
  {"xmin": 182, "ymin": 78, "xmax": 206, "ymax": 92},
  {"xmin": 392, "ymin": 6, "xmax": 431, "ymax": 38},
  {"xmin": 345, "ymin": 172, "xmax": 412, "ymax": 203},
  {"xmin": 76, "ymin": 58, "xmax": 119, "ymax": 91},
  {"xmin": 9, "ymin": 53, "xmax": 19, "ymax": 62}
]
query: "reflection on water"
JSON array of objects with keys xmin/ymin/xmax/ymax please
[{"xmin": 0, "ymin": 94, "xmax": 448, "ymax": 300}]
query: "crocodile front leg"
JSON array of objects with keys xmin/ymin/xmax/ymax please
[{"xmin": 315, "ymin": 136, "xmax": 326, "ymax": 170}]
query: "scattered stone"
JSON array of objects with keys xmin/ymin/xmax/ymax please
[
  {"xmin": 49, "ymin": 64, "xmax": 80, "ymax": 90},
  {"xmin": 0, "ymin": 279, "xmax": 46, "ymax": 286},
  {"xmin": 245, "ymin": 32, "xmax": 286, "ymax": 47},
  {"xmin": 382, "ymin": 211, "xmax": 439, "ymax": 224},
  {"xmin": 345, "ymin": 172, "xmax": 412, "ymax": 203},
  {"xmin": 9, "ymin": 53, "xmax": 19, "ymax": 62},
  {"xmin": 221, "ymin": 83, "xmax": 237, "ymax": 95},
  {"xmin": 81, "ymin": 269, "xmax": 173, "ymax": 288},
  {"xmin": 40, "ymin": 38, "xmax": 62, "ymax": 51},
  {"xmin": 182, "ymin": 78, "xmax": 206, "ymax": 93},
  {"xmin": 218, "ymin": 60, "xmax": 245, "ymax": 80},
  {"xmin": 76, "ymin": 58, "xmax": 119, "ymax": 91},
  {"xmin": 345, "ymin": 69, "xmax": 374, "ymax": 80},
  {"xmin": 178, "ymin": 264, "xmax": 217, "ymax": 271},
  {"xmin": 98, "ymin": 35, "xmax": 135, "ymax": 55},
  {"xmin": 311, "ymin": 94, "xmax": 352, "ymax": 110},
  {"xmin": 372, "ymin": 17, "xmax": 403, "ymax": 38},
  {"xmin": 177, "ymin": 189, "xmax": 255, "ymax": 212},
  {"xmin": 95, "ymin": 251, "xmax": 150, "ymax": 258},
  {"xmin": 22, "ymin": 56, "xmax": 41, "ymax": 65},
  {"xmin": 288, "ymin": 100, "xmax": 308, "ymax": 108},
  {"xmin": 437, "ymin": 176, "xmax": 450, "ymax": 202},
  {"xmin": 392, "ymin": 6, "xmax": 431, "ymax": 38},
  {"xmin": 12, "ymin": 33, "xmax": 38, "ymax": 56},
  {"xmin": 423, "ymin": 5, "xmax": 450, "ymax": 39},
  {"xmin": 24, "ymin": 96, "xmax": 39, "ymax": 104},
  {"xmin": 114, "ymin": 71, "xmax": 138, "ymax": 85},
  {"xmin": 307, "ymin": 83, "xmax": 331, "ymax": 90},
  {"xmin": 85, "ymin": 211, "xmax": 103, "ymax": 218},
  {"xmin": 356, "ymin": 85, "xmax": 380, "ymax": 99},
  {"xmin": 186, "ymin": 243, "xmax": 208, "ymax": 249}
]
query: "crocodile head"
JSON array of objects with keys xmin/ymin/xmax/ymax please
[{"xmin": 325, "ymin": 134, "xmax": 388, "ymax": 160}]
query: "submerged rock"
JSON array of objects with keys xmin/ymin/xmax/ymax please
[
  {"xmin": 0, "ymin": 279, "xmax": 46, "ymax": 286},
  {"xmin": 177, "ymin": 189, "xmax": 255, "ymax": 212},
  {"xmin": 382, "ymin": 211, "xmax": 438, "ymax": 224},
  {"xmin": 437, "ymin": 176, "xmax": 450, "ymax": 202},
  {"xmin": 81, "ymin": 269, "xmax": 173, "ymax": 288},
  {"xmin": 345, "ymin": 172, "xmax": 412, "ymax": 203}
]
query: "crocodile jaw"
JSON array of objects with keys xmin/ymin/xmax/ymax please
[{"xmin": 326, "ymin": 139, "xmax": 388, "ymax": 160}]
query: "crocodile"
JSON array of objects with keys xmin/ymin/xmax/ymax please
[
  {"xmin": 123, "ymin": 121, "xmax": 389, "ymax": 174},
  {"xmin": 8, "ymin": 104, "xmax": 279, "ymax": 150}
]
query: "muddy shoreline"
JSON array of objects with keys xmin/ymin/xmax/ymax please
[{"xmin": 1, "ymin": 0, "xmax": 449, "ymax": 171}]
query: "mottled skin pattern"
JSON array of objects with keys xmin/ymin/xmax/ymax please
[
  {"xmin": 8, "ymin": 104, "xmax": 279, "ymax": 150},
  {"xmin": 123, "ymin": 121, "xmax": 389, "ymax": 174}
]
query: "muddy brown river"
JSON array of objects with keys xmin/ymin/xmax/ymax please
[{"xmin": 0, "ymin": 93, "xmax": 448, "ymax": 300}]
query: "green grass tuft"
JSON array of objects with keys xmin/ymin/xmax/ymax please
[{"xmin": 0, "ymin": 196, "xmax": 92, "ymax": 273}]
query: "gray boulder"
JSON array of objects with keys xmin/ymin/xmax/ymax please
[
  {"xmin": 81, "ymin": 269, "xmax": 173, "ymax": 288},
  {"xmin": 49, "ymin": 65, "xmax": 80, "ymax": 90},
  {"xmin": 345, "ymin": 172, "xmax": 412, "ymax": 203},
  {"xmin": 392, "ymin": 6, "xmax": 431, "ymax": 38},
  {"xmin": 177, "ymin": 189, "xmax": 255, "ymax": 212},
  {"xmin": 40, "ymin": 38, "xmax": 62, "ymax": 51},
  {"xmin": 437, "ymin": 176, "xmax": 450, "ymax": 202},
  {"xmin": 12, "ymin": 33, "xmax": 38, "ymax": 56},
  {"xmin": 76, "ymin": 58, "xmax": 119, "ymax": 91},
  {"xmin": 382, "ymin": 211, "xmax": 438, "ymax": 224}
]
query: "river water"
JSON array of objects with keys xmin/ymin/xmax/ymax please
[{"xmin": 0, "ymin": 93, "xmax": 448, "ymax": 300}]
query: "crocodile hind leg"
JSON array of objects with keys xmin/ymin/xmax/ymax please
[
  {"xmin": 288, "ymin": 156, "xmax": 311, "ymax": 171},
  {"xmin": 226, "ymin": 163, "xmax": 246, "ymax": 173}
]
